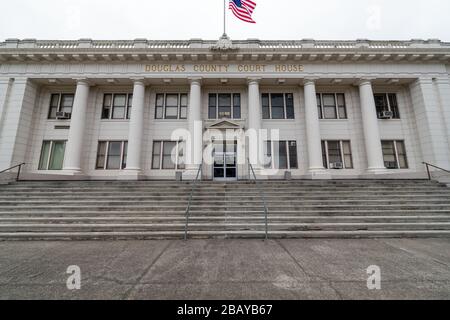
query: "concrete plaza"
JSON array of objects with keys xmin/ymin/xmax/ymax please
[{"xmin": 0, "ymin": 238, "xmax": 449, "ymax": 300}]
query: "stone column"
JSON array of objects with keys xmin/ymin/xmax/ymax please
[
  {"xmin": 303, "ymin": 79, "xmax": 327, "ymax": 176},
  {"xmin": 121, "ymin": 79, "xmax": 146, "ymax": 179},
  {"xmin": 186, "ymin": 78, "xmax": 203, "ymax": 171},
  {"xmin": 247, "ymin": 78, "xmax": 262, "ymax": 168},
  {"xmin": 358, "ymin": 80, "xmax": 386, "ymax": 173},
  {"xmin": 410, "ymin": 77, "xmax": 450, "ymax": 170},
  {"xmin": 63, "ymin": 79, "xmax": 90, "ymax": 174}
]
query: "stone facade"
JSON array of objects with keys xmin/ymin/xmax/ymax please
[{"xmin": 0, "ymin": 38, "xmax": 449, "ymax": 180}]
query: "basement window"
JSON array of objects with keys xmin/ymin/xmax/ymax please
[
  {"xmin": 381, "ymin": 140, "xmax": 408, "ymax": 169},
  {"xmin": 321, "ymin": 140, "xmax": 353, "ymax": 169},
  {"xmin": 151, "ymin": 140, "xmax": 185, "ymax": 170},
  {"xmin": 96, "ymin": 141, "xmax": 128, "ymax": 170},
  {"xmin": 38, "ymin": 140, "xmax": 66, "ymax": 170},
  {"xmin": 263, "ymin": 141, "xmax": 298, "ymax": 169}
]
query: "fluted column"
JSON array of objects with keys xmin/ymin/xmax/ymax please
[
  {"xmin": 187, "ymin": 78, "xmax": 203, "ymax": 169},
  {"xmin": 122, "ymin": 79, "xmax": 146, "ymax": 178},
  {"xmin": 63, "ymin": 79, "xmax": 90, "ymax": 174},
  {"xmin": 303, "ymin": 80, "xmax": 326, "ymax": 174},
  {"xmin": 358, "ymin": 80, "xmax": 386, "ymax": 172},
  {"xmin": 247, "ymin": 78, "xmax": 262, "ymax": 168}
]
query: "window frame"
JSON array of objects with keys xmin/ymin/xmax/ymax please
[
  {"xmin": 264, "ymin": 140, "xmax": 298, "ymax": 170},
  {"xmin": 101, "ymin": 93, "xmax": 133, "ymax": 120},
  {"xmin": 374, "ymin": 93, "xmax": 401, "ymax": 119},
  {"xmin": 47, "ymin": 93, "xmax": 74, "ymax": 119},
  {"xmin": 261, "ymin": 93, "xmax": 295, "ymax": 120},
  {"xmin": 95, "ymin": 141, "xmax": 128, "ymax": 170},
  {"xmin": 154, "ymin": 93, "xmax": 188, "ymax": 120},
  {"xmin": 151, "ymin": 140, "xmax": 185, "ymax": 170},
  {"xmin": 208, "ymin": 93, "xmax": 241, "ymax": 120},
  {"xmin": 316, "ymin": 93, "xmax": 347, "ymax": 120},
  {"xmin": 322, "ymin": 140, "xmax": 354, "ymax": 169},
  {"xmin": 381, "ymin": 140, "xmax": 408, "ymax": 169},
  {"xmin": 38, "ymin": 140, "xmax": 67, "ymax": 170}
]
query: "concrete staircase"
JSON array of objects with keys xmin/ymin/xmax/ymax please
[{"xmin": 0, "ymin": 180, "xmax": 449, "ymax": 240}]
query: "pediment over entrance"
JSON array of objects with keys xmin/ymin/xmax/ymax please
[{"xmin": 207, "ymin": 120, "xmax": 243, "ymax": 130}]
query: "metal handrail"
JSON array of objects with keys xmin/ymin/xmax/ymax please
[
  {"xmin": 423, "ymin": 162, "xmax": 450, "ymax": 180},
  {"xmin": 248, "ymin": 159, "xmax": 269, "ymax": 240},
  {"xmin": 0, "ymin": 163, "xmax": 26, "ymax": 182},
  {"xmin": 184, "ymin": 163, "xmax": 203, "ymax": 240}
]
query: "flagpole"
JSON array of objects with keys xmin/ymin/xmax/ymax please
[{"xmin": 223, "ymin": 0, "xmax": 226, "ymax": 36}]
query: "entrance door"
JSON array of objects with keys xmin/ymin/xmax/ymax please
[{"xmin": 213, "ymin": 140, "xmax": 237, "ymax": 180}]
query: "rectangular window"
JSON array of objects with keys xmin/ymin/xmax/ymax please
[
  {"xmin": 262, "ymin": 93, "xmax": 295, "ymax": 119},
  {"xmin": 381, "ymin": 140, "xmax": 408, "ymax": 169},
  {"xmin": 48, "ymin": 93, "xmax": 74, "ymax": 119},
  {"xmin": 151, "ymin": 140, "xmax": 185, "ymax": 170},
  {"xmin": 95, "ymin": 141, "xmax": 128, "ymax": 170},
  {"xmin": 101, "ymin": 93, "xmax": 132, "ymax": 120},
  {"xmin": 208, "ymin": 93, "xmax": 241, "ymax": 119},
  {"xmin": 322, "ymin": 140, "xmax": 353, "ymax": 169},
  {"xmin": 316, "ymin": 93, "xmax": 347, "ymax": 119},
  {"xmin": 264, "ymin": 140, "xmax": 298, "ymax": 170},
  {"xmin": 38, "ymin": 140, "xmax": 66, "ymax": 170},
  {"xmin": 374, "ymin": 93, "xmax": 400, "ymax": 119},
  {"xmin": 154, "ymin": 93, "xmax": 188, "ymax": 120}
]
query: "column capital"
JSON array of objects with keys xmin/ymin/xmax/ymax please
[
  {"xmin": 72, "ymin": 78, "xmax": 91, "ymax": 86},
  {"xmin": 355, "ymin": 78, "xmax": 376, "ymax": 86},
  {"xmin": 188, "ymin": 77, "xmax": 202, "ymax": 85},
  {"xmin": 130, "ymin": 77, "xmax": 146, "ymax": 85},
  {"xmin": 302, "ymin": 78, "xmax": 318, "ymax": 86},
  {"xmin": 247, "ymin": 77, "xmax": 261, "ymax": 85}
]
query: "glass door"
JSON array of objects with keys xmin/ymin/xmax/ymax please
[{"xmin": 213, "ymin": 141, "xmax": 237, "ymax": 180}]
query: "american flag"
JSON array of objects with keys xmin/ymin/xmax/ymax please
[{"xmin": 229, "ymin": 0, "xmax": 257, "ymax": 24}]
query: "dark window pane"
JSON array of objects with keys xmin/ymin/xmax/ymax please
[
  {"xmin": 165, "ymin": 94, "xmax": 179, "ymax": 119},
  {"xmin": 327, "ymin": 141, "xmax": 342, "ymax": 164},
  {"xmin": 262, "ymin": 94, "xmax": 270, "ymax": 119},
  {"xmin": 208, "ymin": 94, "xmax": 217, "ymax": 119},
  {"xmin": 271, "ymin": 94, "xmax": 285, "ymax": 119},
  {"xmin": 388, "ymin": 94, "xmax": 400, "ymax": 119},
  {"xmin": 374, "ymin": 94, "xmax": 388, "ymax": 117},
  {"xmin": 122, "ymin": 142, "xmax": 128, "ymax": 169},
  {"xmin": 48, "ymin": 94, "xmax": 59, "ymax": 119},
  {"xmin": 152, "ymin": 141, "xmax": 161, "ymax": 169},
  {"xmin": 337, "ymin": 94, "xmax": 347, "ymax": 119},
  {"xmin": 126, "ymin": 94, "xmax": 133, "ymax": 120},
  {"xmin": 180, "ymin": 94, "xmax": 188, "ymax": 119},
  {"xmin": 288, "ymin": 141, "xmax": 298, "ymax": 169},
  {"xmin": 382, "ymin": 141, "xmax": 398, "ymax": 169},
  {"xmin": 285, "ymin": 93, "xmax": 295, "ymax": 119},
  {"xmin": 323, "ymin": 94, "xmax": 337, "ymax": 119},
  {"xmin": 112, "ymin": 94, "xmax": 126, "ymax": 119},
  {"xmin": 317, "ymin": 94, "xmax": 323, "ymax": 119},
  {"xmin": 396, "ymin": 141, "xmax": 408, "ymax": 169},
  {"xmin": 278, "ymin": 141, "xmax": 288, "ymax": 169},
  {"xmin": 96, "ymin": 142, "xmax": 107, "ymax": 169},
  {"xmin": 102, "ymin": 94, "xmax": 112, "ymax": 119},
  {"xmin": 61, "ymin": 94, "xmax": 74, "ymax": 114},
  {"xmin": 342, "ymin": 141, "xmax": 353, "ymax": 169},
  {"xmin": 233, "ymin": 94, "xmax": 241, "ymax": 119},
  {"xmin": 162, "ymin": 141, "xmax": 176, "ymax": 169},
  {"xmin": 48, "ymin": 141, "xmax": 65, "ymax": 170},
  {"xmin": 218, "ymin": 94, "xmax": 231, "ymax": 119},
  {"xmin": 321, "ymin": 141, "xmax": 328, "ymax": 168},
  {"xmin": 107, "ymin": 142, "xmax": 122, "ymax": 169},
  {"xmin": 39, "ymin": 141, "xmax": 51, "ymax": 170}
]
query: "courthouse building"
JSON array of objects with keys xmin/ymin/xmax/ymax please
[{"xmin": 0, "ymin": 37, "xmax": 449, "ymax": 181}]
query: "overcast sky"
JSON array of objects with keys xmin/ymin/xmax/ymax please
[{"xmin": 1, "ymin": 0, "xmax": 450, "ymax": 41}]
